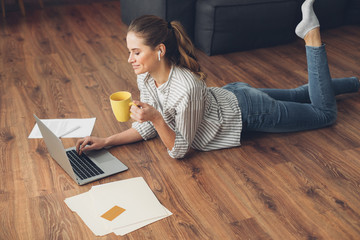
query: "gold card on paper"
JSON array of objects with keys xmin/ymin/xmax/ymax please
[{"xmin": 101, "ymin": 205, "xmax": 126, "ymax": 221}]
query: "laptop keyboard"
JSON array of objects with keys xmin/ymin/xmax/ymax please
[{"xmin": 66, "ymin": 150, "xmax": 104, "ymax": 180}]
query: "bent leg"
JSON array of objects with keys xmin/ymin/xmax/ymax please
[
  {"xmin": 234, "ymin": 1, "xmax": 358, "ymax": 133},
  {"xmin": 231, "ymin": 44, "xmax": 340, "ymax": 133}
]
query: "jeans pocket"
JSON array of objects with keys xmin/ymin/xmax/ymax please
[{"xmin": 244, "ymin": 88, "xmax": 279, "ymax": 130}]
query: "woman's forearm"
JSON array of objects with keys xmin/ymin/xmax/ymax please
[
  {"xmin": 129, "ymin": 100, "xmax": 176, "ymax": 150},
  {"xmin": 152, "ymin": 116, "xmax": 176, "ymax": 150},
  {"xmin": 105, "ymin": 128, "xmax": 143, "ymax": 147}
]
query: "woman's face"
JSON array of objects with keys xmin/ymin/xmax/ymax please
[{"xmin": 126, "ymin": 31, "xmax": 158, "ymax": 75}]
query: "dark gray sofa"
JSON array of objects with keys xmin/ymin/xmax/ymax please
[
  {"xmin": 119, "ymin": 0, "xmax": 196, "ymax": 40},
  {"xmin": 120, "ymin": 0, "xmax": 360, "ymax": 55},
  {"xmin": 195, "ymin": 0, "xmax": 299, "ymax": 55}
]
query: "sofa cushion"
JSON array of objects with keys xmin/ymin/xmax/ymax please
[{"xmin": 195, "ymin": 0, "xmax": 299, "ymax": 55}]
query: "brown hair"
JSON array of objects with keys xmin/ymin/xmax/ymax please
[{"xmin": 127, "ymin": 15, "xmax": 206, "ymax": 80}]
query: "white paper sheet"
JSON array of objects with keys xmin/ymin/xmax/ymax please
[
  {"xmin": 65, "ymin": 191, "xmax": 109, "ymax": 236},
  {"xmin": 113, "ymin": 207, "xmax": 173, "ymax": 236},
  {"xmin": 90, "ymin": 177, "xmax": 169, "ymax": 230},
  {"xmin": 28, "ymin": 118, "xmax": 96, "ymax": 138},
  {"xmin": 64, "ymin": 177, "xmax": 172, "ymax": 236}
]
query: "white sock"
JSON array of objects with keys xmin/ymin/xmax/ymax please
[{"xmin": 295, "ymin": 0, "xmax": 320, "ymax": 39}]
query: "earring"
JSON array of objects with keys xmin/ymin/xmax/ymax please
[{"xmin": 158, "ymin": 50, "xmax": 161, "ymax": 61}]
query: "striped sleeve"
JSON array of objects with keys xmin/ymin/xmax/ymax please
[
  {"xmin": 131, "ymin": 73, "xmax": 158, "ymax": 140},
  {"xmin": 168, "ymin": 91, "xmax": 205, "ymax": 158}
]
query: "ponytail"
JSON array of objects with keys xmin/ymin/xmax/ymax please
[
  {"xmin": 170, "ymin": 21, "xmax": 206, "ymax": 80},
  {"xmin": 128, "ymin": 15, "xmax": 206, "ymax": 80}
]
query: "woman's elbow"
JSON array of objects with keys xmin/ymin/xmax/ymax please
[{"xmin": 168, "ymin": 148, "xmax": 189, "ymax": 159}]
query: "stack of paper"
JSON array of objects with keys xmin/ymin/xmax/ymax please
[{"xmin": 64, "ymin": 177, "xmax": 172, "ymax": 236}]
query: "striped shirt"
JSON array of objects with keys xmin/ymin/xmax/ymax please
[{"xmin": 132, "ymin": 66, "xmax": 242, "ymax": 158}]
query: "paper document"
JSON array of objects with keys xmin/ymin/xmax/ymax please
[
  {"xmin": 28, "ymin": 118, "xmax": 96, "ymax": 138},
  {"xmin": 64, "ymin": 177, "xmax": 172, "ymax": 236}
]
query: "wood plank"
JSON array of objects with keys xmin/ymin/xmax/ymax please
[{"xmin": 1, "ymin": 1, "xmax": 360, "ymax": 239}]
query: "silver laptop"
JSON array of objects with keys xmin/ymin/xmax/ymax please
[{"xmin": 33, "ymin": 114, "xmax": 128, "ymax": 185}]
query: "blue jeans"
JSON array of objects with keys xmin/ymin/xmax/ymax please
[{"xmin": 223, "ymin": 45, "xmax": 359, "ymax": 133}]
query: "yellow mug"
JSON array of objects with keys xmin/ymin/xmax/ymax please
[{"xmin": 110, "ymin": 91, "xmax": 135, "ymax": 122}]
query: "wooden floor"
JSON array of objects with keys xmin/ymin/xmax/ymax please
[{"xmin": 1, "ymin": 1, "xmax": 360, "ymax": 239}]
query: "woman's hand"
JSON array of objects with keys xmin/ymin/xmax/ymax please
[
  {"xmin": 131, "ymin": 100, "xmax": 176, "ymax": 150},
  {"xmin": 130, "ymin": 100, "xmax": 162, "ymax": 123},
  {"xmin": 76, "ymin": 136, "xmax": 107, "ymax": 155}
]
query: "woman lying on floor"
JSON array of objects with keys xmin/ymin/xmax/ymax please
[{"xmin": 76, "ymin": 0, "xmax": 359, "ymax": 159}]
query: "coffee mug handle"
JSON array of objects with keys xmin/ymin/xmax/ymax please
[{"xmin": 129, "ymin": 102, "xmax": 136, "ymax": 119}]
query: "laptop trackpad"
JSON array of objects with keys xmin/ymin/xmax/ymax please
[{"xmin": 86, "ymin": 149, "xmax": 115, "ymax": 163}]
